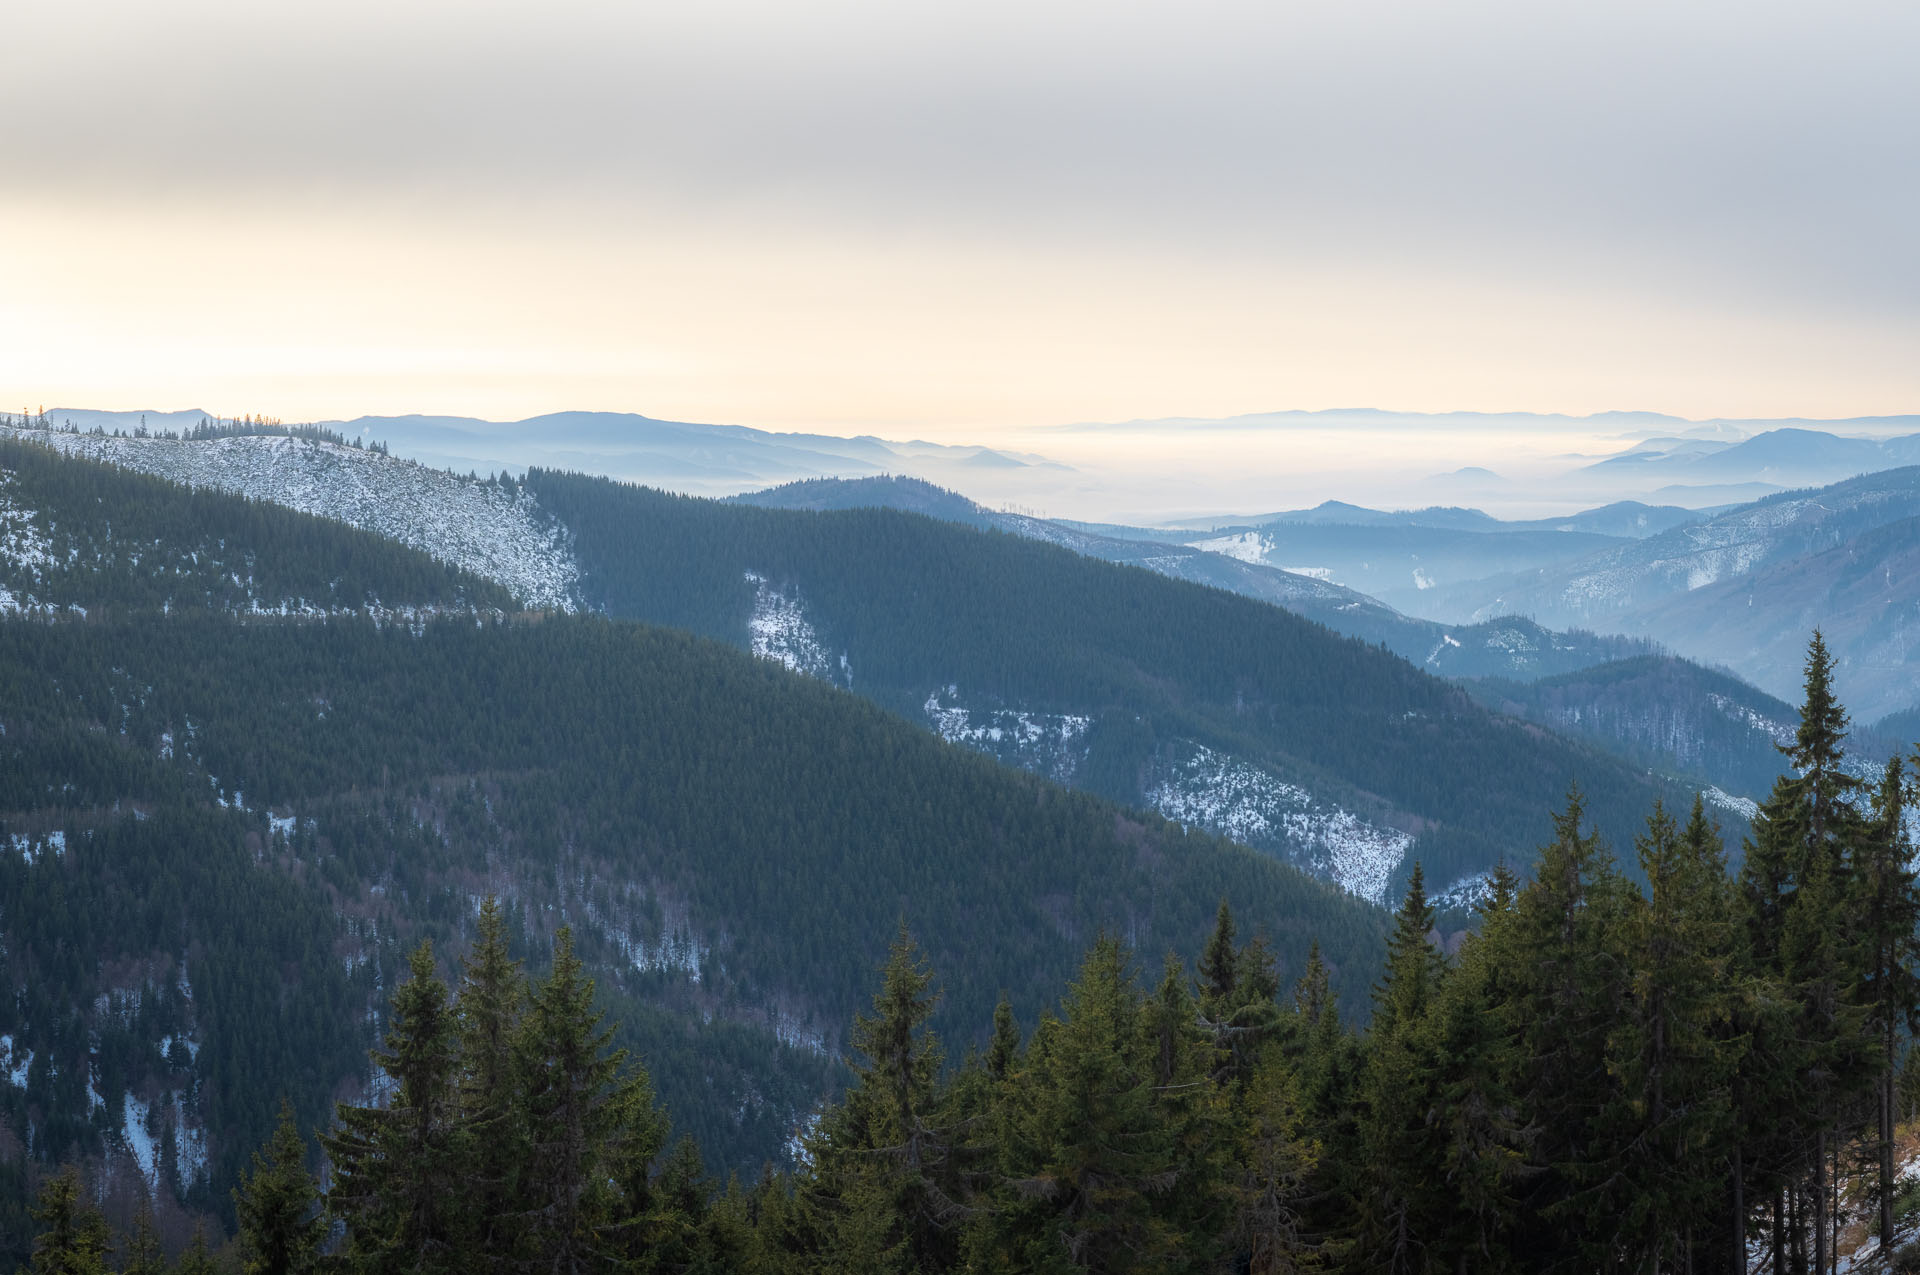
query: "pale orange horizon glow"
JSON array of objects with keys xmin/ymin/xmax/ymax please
[{"xmin": 5, "ymin": 0, "xmax": 1916, "ymax": 443}]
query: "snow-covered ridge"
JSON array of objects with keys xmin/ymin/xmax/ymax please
[
  {"xmin": 1146, "ymin": 742, "xmax": 1412, "ymax": 906},
  {"xmin": 745, "ymin": 572, "xmax": 852, "ymax": 687},
  {"xmin": 1, "ymin": 427, "xmax": 579, "ymax": 609}
]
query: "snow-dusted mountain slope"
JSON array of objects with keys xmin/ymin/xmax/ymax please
[
  {"xmin": 0, "ymin": 426, "xmax": 580, "ymax": 609},
  {"xmin": 1179, "ymin": 521, "xmax": 1626, "ymax": 613},
  {"xmin": 1144, "ymin": 742, "xmax": 1412, "ymax": 906},
  {"xmin": 745, "ymin": 571, "xmax": 853, "ymax": 688},
  {"xmin": 922, "ymin": 686, "xmax": 1409, "ymax": 904},
  {"xmin": 1429, "ymin": 467, "xmax": 1920, "ymax": 719},
  {"xmin": 1430, "ymin": 467, "xmax": 1920, "ymax": 629}
]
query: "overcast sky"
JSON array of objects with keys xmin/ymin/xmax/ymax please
[{"xmin": 3, "ymin": 0, "xmax": 1916, "ymax": 435}]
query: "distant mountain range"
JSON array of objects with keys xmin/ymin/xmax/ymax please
[
  {"xmin": 1582, "ymin": 428, "xmax": 1920, "ymax": 489},
  {"xmin": 39, "ymin": 407, "xmax": 1071, "ymax": 501},
  {"xmin": 1158, "ymin": 499, "xmax": 1706, "ymax": 538}
]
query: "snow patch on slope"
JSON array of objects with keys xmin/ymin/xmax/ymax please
[
  {"xmin": 1189, "ymin": 531, "xmax": 1271, "ymax": 564},
  {"xmin": 122, "ymin": 1093, "xmax": 158, "ymax": 1189},
  {"xmin": 744, "ymin": 572, "xmax": 851, "ymax": 686},
  {"xmin": 923, "ymin": 686, "xmax": 1090, "ymax": 785},
  {"xmin": 1706, "ymin": 693, "xmax": 1795, "ymax": 747},
  {"xmin": 1145, "ymin": 742, "xmax": 1411, "ymax": 906},
  {"xmin": 0, "ymin": 472, "xmax": 54, "ymax": 578},
  {"xmin": 1704, "ymin": 786, "xmax": 1760, "ymax": 821},
  {"xmin": 2, "ymin": 1036, "xmax": 31, "ymax": 1088},
  {"xmin": 1, "ymin": 428, "xmax": 578, "ymax": 608},
  {"xmin": 1431, "ymin": 871, "xmax": 1495, "ymax": 913}
]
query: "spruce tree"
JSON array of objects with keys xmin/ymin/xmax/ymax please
[
  {"xmin": 324, "ymin": 940, "xmax": 468, "ymax": 1273},
  {"xmin": 1355, "ymin": 867, "xmax": 1451, "ymax": 1271},
  {"xmin": 1850, "ymin": 756, "xmax": 1920, "ymax": 1257},
  {"xmin": 1372, "ymin": 862, "xmax": 1441, "ymax": 1036},
  {"xmin": 1230, "ymin": 1052, "xmax": 1319, "ymax": 1275},
  {"xmin": 1198, "ymin": 901, "xmax": 1239, "ymax": 1019},
  {"xmin": 1503, "ymin": 788, "xmax": 1628, "ymax": 1263},
  {"xmin": 806, "ymin": 924, "xmax": 961, "ymax": 1273},
  {"xmin": 1604, "ymin": 798, "xmax": 1737, "ymax": 1270},
  {"xmin": 454, "ymin": 897, "xmax": 529, "ymax": 1266},
  {"xmin": 1737, "ymin": 634, "xmax": 1873, "ymax": 1268},
  {"xmin": 981, "ymin": 936, "xmax": 1190, "ymax": 1273},
  {"xmin": 118, "ymin": 1198, "xmax": 166, "ymax": 1275},
  {"xmin": 513, "ymin": 926, "xmax": 666, "ymax": 1274},
  {"xmin": 1291, "ymin": 939, "xmax": 1329, "ymax": 1028},
  {"xmin": 1426, "ymin": 916, "xmax": 1528, "ymax": 1273},
  {"xmin": 174, "ymin": 1224, "xmax": 219, "ymax": 1275},
  {"xmin": 987, "ymin": 995, "xmax": 1020, "ymax": 1083},
  {"xmin": 233, "ymin": 1099, "xmax": 323, "ymax": 1275},
  {"xmin": 26, "ymin": 1166, "xmax": 110, "ymax": 1275}
]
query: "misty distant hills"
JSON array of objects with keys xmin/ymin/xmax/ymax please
[
  {"xmin": 1581, "ymin": 427, "xmax": 1920, "ymax": 489},
  {"xmin": 319, "ymin": 410, "xmax": 1065, "ymax": 494},
  {"xmin": 1428, "ymin": 467, "xmax": 1920, "ymax": 720},
  {"xmin": 40, "ymin": 408, "xmax": 1068, "ymax": 499},
  {"xmin": 1160, "ymin": 499, "xmax": 1703, "ymax": 538}
]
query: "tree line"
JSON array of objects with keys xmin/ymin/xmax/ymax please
[{"xmin": 26, "ymin": 635, "xmax": 1920, "ymax": 1272}]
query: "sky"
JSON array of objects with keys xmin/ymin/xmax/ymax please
[{"xmin": 3, "ymin": 0, "xmax": 1917, "ymax": 440}]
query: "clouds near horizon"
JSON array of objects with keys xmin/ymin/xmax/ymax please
[{"xmin": 4, "ymin": 0, "xmax": 1915, "ymax": 429}]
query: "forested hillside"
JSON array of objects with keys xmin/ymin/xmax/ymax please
[
  {"xmin": 0, "ymin": 613, "xmax": 1386, "ymax": 1261},
  {"xmin": 735, "ymin": 474, "xmax": 1661, "ymax": 682},
  {"xmin": 528, "ymin": 470, "xmax": 1692, "ymax": 900}
]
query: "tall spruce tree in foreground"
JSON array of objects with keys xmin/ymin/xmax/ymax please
[
  {"xmin": 455, "ymin": 897, "xmax": 530, "ymax": 1266},
  {"xmin": 803, "ymin": 924, "xmax": 964, "ymax": 1274},
  {"xmin": 981, "ymin": 935, "xmax": 1197, "ymax": 1274},
  {"xmin": 1852, "ymin": 755, "xmax": 1920, "ymax": 1258},
  {"xmin": 118, "ymin": 1199, "xmax": 166, "ymax": 1275},
  {"xmin": 1423, "ymin": 880, "xmax": 1528, "ymax": 1272},
  {"xmin": 1604, "ymin": 799, "xmax": 1737, "ymax": 1269},
  {"xmin": 1355, "ymin": 864, "xmax": 1448, "ymax": 1272},
  {"xmin": 234, "ymin": 1099, "xmax": 324, "ymax": 1275},
  {"xmin": 513, "ymin": 926, "xmax": 668, "ymax": 1274},
  {"xmin": 1504, "ymin": 789, "xmax": 1628, "ymax": 1266},
  {"xmin": 324, "ymin": 940, "xmax": 469, "ymax": 1274},
  {"xmin": 1739, "ymin": 631, "xmax": 1876, "ymax": 1271},
  {"xmin": 26, "ymin": 1166, "xmax": 109, "ymax": 1275}
]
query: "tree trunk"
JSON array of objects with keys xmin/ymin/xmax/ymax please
[
  {"xmin": 1791, "ymin": 1183, "xmax": 1804, "ymax": 1275},
  {"xmin": 1772, "ymin": 1187, "xmax": 1784, "ymax": 1275},
  {"xmin": 1885, "ymin": 1032, "xmax": 1898, "ymax": 1258},
  {"xmin": 1832, "ymin": 1136, "xmax": 1841, "ymax": 1275},
  {"xmin": 1732, "ymin": 1142, "xmax": 1745, "ymax": 1274},
  {"xmin": 1814, "ymin": 1133, "xmax": 1829, "ymax": 1275}
]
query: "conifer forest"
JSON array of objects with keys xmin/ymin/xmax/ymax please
[{"xmin": 20, "ymin": 631, "xmax": 1920, "ymax": 1272}]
